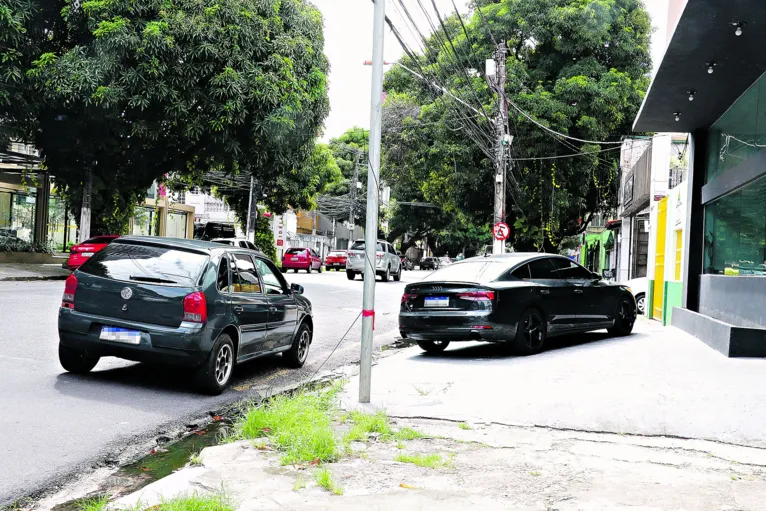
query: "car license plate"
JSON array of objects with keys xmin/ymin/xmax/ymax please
[
  {"xmin": 424, "ymin": 296, "xmax": 449, "ymax": 307},
  {"xmin": 99, "ymin": 326, "xmax": 141, "ymax": 345},
  {"xmin": 82, "ymin": 252, "xmax": 93, "ymax": 257},
  {"xmin": 291, "ymin": 257, "xmax": 298, "ymax": 261}
]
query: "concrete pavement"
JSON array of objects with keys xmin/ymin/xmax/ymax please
[
  {"xmin": 0, "ymin": 269, "xmax": 425, "ymax": 505},
  {"xmin": 0, "ymin": 262, "xmax": 70, "ymax": 281},
  {"xmin": 343, "ymin": 318, "xmax": 766, "ymax": 448}
]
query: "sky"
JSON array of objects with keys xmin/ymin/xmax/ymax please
[{"xmin": 312, "ymin": 0, "xmax": 670, "ymax": 141}]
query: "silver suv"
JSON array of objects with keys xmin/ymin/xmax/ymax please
[{"xmin": 346, "ymin": 239, "xmax": 402, "ymax": 282}]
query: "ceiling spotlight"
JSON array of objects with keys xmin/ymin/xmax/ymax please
[
  {"xmin": 733, "ymin": 22, "xmax": 744, "ymax": 36},
  {"xmin": 674, "ymin": 112, "xmax": 681, "ymax": 122},
  {"xmin": 688, "ymin": 90, "xmax": 696, "ymax": 101},
  {"xmin": 706, "ymin": 62, "xmax": 716, "ymax": 74}
]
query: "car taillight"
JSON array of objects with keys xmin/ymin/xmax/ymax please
[
  {"xmin": 70, "ymin": 246, "xmax": 80, "ymax": 253},
  {"xmin": 458, "ymin": 291, "xmax": 495, "ymax": 301},
  {"xmin": 401, "ymin": 293, "xmax": 417, "ymax": 303},
  {"xmin": 376, "ymin": 253, "xmax": 384, "ymax": 259},
  {"xmin": 62, "ymin": 273, "xmax": 78, "ymax": 308},
  {"xmin": 183, "ymin": 291, "xmax": 208, "ymax": 323}
]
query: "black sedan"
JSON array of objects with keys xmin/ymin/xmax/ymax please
[
  {"xmin": 399, "ymin": 253, "xmax": 636, "ymax": 355},
  {"xmin": 58, "ymin": 236, "xmax": 313, "ymax": 394}
]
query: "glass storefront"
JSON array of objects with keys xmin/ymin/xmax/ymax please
[{"xmin": 0, "ymin": 189, "xmax": 36, "ymax": 241}]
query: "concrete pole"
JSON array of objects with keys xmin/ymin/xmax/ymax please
[
  {"xmin": 246, "ymin": 176, "xmax": 254, "ymax": 236},
  {"xmin": 492, "ymin": 42, "xmax": 507, "ymax": 255},
  {"xmin": 78, "ymin": 168, "xmax": 92, "ymax": 243},
  {"xmin": 359, "ymin": 0, "xmax": 386, "ymax": 404}
]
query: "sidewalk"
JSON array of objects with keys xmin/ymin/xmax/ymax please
[
  {"xmin": 0, "ymin": 262, "xmax": 70, "ymax": 281},
  {"xmin": 104, "ymin": 320, "xmax": 766, "ymax": 511}
]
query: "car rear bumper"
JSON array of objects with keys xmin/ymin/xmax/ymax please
[
  {"xmin": 346, "ymin": 258, "xmax": 387, "ymax": 272},
  {"xmin": 58, "ymin": 308, "xmax": 211, "ymax": 367},
  {"xmin": 399, "ymin": 311, "xmax": 515, "ymax": 342},
  {"xmin": 282, "ymin": 261, "xmax": 310, "ymax": 269}
]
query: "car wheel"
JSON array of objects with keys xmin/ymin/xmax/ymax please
[
  {"xmin": 417, "ymin": 340, "xmax": 450, "ymax": 353},
  {"xmin": 635, "ymin": 293, "xmax": 646, "ymax": 315},
  {"xmin": 346, "ymin": 270, "xmax": 355, "ymax": 280},
  {"xmin": 283, "ymin": 322, "xmax": 312, "ymax": 368},
  {"xmin": 608, "ymin": 295, "xmax": 636, "ymax": 336},
  {"xmin": 306, "ymin": 264, "xmax": 312, "ymax": 274},
  {"xmin": 59, "ymin": 343, "xmax": 100, "ymax": 374},
  {"xmin": 380, "ymin": 266, "xmax": 390, "ymax": 282},
  {"xmin": 318, "ymin": 265, "xmax": 323, "ymax": 273},
  {"xmin": 393, "ymin": 264, "xmax": 402, "ymax": 282},
  {"xmin": 511, "ymin": 308, "xmax": 547, "ymax": 355},
  {"xmin": 193, "ymin": 333, "xmax": 235, "ymax": 395}
]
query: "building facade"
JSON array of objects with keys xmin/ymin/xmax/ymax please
[{"xmin": 634, "ymin": 0, "xmax": 766, "ymax": 356}]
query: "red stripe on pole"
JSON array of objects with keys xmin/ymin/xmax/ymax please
[{"xmin": 362, "ymin": 309, "xmax": 375, "ymax": 330}]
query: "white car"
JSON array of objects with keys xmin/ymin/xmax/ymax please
[
  {"xmin": 624, "ymin": 277, "xmax": 648, "ymax": 315},
  {"xmin": 346, "ymin": 239, "xmax": 402, "ymax": 282}
]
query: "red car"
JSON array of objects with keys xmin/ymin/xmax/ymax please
[
  {"xmin": 282, "ymin": 247, "xmax": 323, "ymax": 273},
  {"xmin": 324, "ymin": 250, "xmax": 348, "ymax": 271},
  {"xmin": 66, "ymin": 235, "xmax": 120, "ymax": 270}
]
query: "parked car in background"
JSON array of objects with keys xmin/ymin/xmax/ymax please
[
  {"xmin": 624, "ymin": 277, "xmax": 648, "ymax": 315},
  {"xmin": 400, "ymin": 254, "xmax": 636, "ymax": 355},
  {"xmin": 211, "ymin": 238, "xmax": 258, "ymax": 251},
  {"xmin": 194, "ymin": 222, "xmax": 236, "ymax": 241},
  {"xmin": 66, "ymin": 235, "xmax": 120, "ymax": 270},
  {"xmin": 324, "ymin": 251, "xmax": 348, "ymax": 271},
  {"xmin": 346, "ymin": 239, "xmax": 402, "ymax": 281},
  {"xmin": 58, "ymin": 237, "xmax": 313, "ymax": 394},
  {"xmin": 419, "ymin": 257, "xmax": 440, "ymax": 271},
  {"xmin": 439, "ymin": 257, "xmax": 453, "ymax": 267},
  {"xmin": 282, "ymin": 247, "xmax": 323, "ymax": 273}
]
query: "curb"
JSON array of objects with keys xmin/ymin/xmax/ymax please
[{"xmin": 0, "ymin": 275, "xmax": 69, "ymax": 282}]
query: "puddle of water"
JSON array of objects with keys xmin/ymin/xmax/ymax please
[{"xmin": 51, "ymin": 421, "xmax": 228, "ymax": 511}]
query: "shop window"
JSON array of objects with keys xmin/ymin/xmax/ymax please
[{"xmin": 704, "ymin": 174, "xmax": 766, "ymax": 275}]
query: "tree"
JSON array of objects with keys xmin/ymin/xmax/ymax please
[
  {"xmin": 3, "ymin": 0, "xmax": 330, "ymax": 233},
  {"xmin": 382, "ymin": 0, "xmax": 650, "ymax": 251}
]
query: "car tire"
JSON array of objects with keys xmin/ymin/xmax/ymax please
[
  {"xmin": 59, "ymin": 343, "xmax": 100, "ymax": 374},
  {"xmin": 511, "ymin": 308, "xmax": 547, "ymax": 355},
  {"xmin": 318, "ymin": 265, "xmax": 323, "ymax": 273},
  {"xmin": 608, "ymin": 295, "xmax": 636, "ymax": 337},
  {"xmin": 283, "ymin": 322, "xmax": 312, "ymax": 368},
  {"xmin": 193, "ymin": 333, "xmax": 235, "ymax": 395},
  {"xmin": 380, "ymin": 266, "xmax": 390, "ymax": 282},
  {"xmin": 635, "ymin": 293, "xmax": 646, "ymax": 315},
  {"xmin": 394, "ymin": 264, "xmax": 402, "ymax": 282},
  {"xmin": 346, "ymin": 270, "xmax": 355, "ymax": 280},
  {"xmin": 306, "ymin": 265, "xmax": 312, "ymax": 274},
  {"xmin": 417, "ymin": 340, "xmax": 450, "ymax": 353}
]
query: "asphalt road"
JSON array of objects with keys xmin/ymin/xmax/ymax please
[{"xmin": 0, "ymin": 268, "xmax": 426, "ymax": 505}]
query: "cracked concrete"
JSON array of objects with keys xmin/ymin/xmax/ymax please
[{"xmin": 112, "ymin": 417, "xmax": 766, "ymax": 511}]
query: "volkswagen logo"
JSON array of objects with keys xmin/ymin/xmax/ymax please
[{"xmin": 120, "ymin": 287, "xmax": 133, "ymax": 300}]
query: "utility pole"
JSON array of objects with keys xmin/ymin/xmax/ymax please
[
  {"xmin": 491, "ymin": 42, "xmax": 508, "ymax": 255},
  {"xmin": 348, "ymin": 151, "xmax": 361, "ymax": 249},
  {"xmin": 78, "ymin": 168, "xmax": 92, "ymax": 243},
  {"xmin": 359, "ymin": 0, "xmax": 386, "ymax": 404},
  {"xmin": 246, "ymin": 176, "xmax": 255, "ymax": 236}
]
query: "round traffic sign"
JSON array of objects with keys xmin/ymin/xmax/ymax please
[{"xmin": 493, "ymin": 222, "xmax": 510, "ymax": 241}]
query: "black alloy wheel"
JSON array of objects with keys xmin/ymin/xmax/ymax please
[
  {"xmin": 511, "ymin": 308, "xmax": 547, "ymax": 355},
  {"xmin": 417, "ymin": 340, "xmax": 450, "ymax": 353},
  {"xmin": 59, "ymin": 344, "xmax": 100, "ymax": 374},
  {"xmin": 608, "ymin": 296, "xmax": 636, "ymax": 336}
]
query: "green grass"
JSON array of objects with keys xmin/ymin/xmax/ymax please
[
  {"xmin": 237, "ymin": 389, "xmax": 339, "ymax": 465},
  {"xmin": 293, "ymin": 475, "xmax": 307, "ymax": 492},
  {"xmin": 458, "ymin": 423, "xmax": 472, "ymax": 430},
  {"xmin": 343, "ymin": 410, "xmax": 424, "ymax": 444},
  {"xmin": 314, "ymin": 467, "xmax": 344, "ymax": 495},
  {"xmin": 529, "ymin": 470, "xmax": 541, "ymax": 477},
  {"xmin": 76, "ymin": 493, "xmax": 234, "ymax": 511},
  {"xmin": 394, "ymin": 453, "xmax": 447, "ymax": 469},
  {"xmin": 189, "ymin": 452, "xmax": 202, "ymax": 466}
]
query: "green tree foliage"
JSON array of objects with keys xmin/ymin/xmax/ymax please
[
  {"xmin": 382, "ymin": 0, "xmax": 650, "ymax": 251},
  {"xmin": 253, "ymin": 213, "xmax": 277, "ymax": 262},
  {"xmin": 3, "ymin": 0, "xmax": 329, "ymax": 233}
]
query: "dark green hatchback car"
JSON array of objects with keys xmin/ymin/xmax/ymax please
[{"xmin": 58, "ymin": 236, "xmax": 313, "ymax": 394}]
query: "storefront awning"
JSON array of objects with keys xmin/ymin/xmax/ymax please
[{"xmin": 633, "ymin": 0, "xmax": 766, "ymax": 133}]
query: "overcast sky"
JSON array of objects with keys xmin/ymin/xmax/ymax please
[{"xmin": 312, "ymin": 0, "xmax": 670, "ymax": 141}]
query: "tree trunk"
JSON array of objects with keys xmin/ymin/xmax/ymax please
[{"xmin": 78, "ymin": 169, "xmax": 92, "ymax": 243}]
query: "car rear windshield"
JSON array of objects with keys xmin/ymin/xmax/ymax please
[
  {"xmin": 79, "ymin": 242, "xmax": 209, "ymax": 286},
  {"xmin": 350, "ymin": 242, "xmax": 384, "ymax": 251},
  {"xmin": 286, "ymin": 248, "xmax": 307, "ymax": 254},
  {"xmin": 328, "ymin": 251, "xmax": 346, "ymax": 257},
  {"xmin": 422, "ymin": 261, "xmax": 508, "ymax": 283}
]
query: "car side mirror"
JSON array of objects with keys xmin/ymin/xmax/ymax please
[
  {"xmin": 290, "ymin": 283, "xmax": 304, "ymax": 294},
  {"xmin": 590, "ymin": 271, "xmax": 601, "ymax": 281}
]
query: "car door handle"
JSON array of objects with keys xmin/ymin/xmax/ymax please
[
  {"xmin": 269, "ymin": 306, "xmax": 278, "ymax": 313},
  {"xmin": 574, "ymin": 289, "xmax": 584, "ymax": 294},
  {"xmin": 539, "ymin": 289, "xmax": 550, "ymax": 295},
  {"xmin": 233, "ymin": 305, "xmax": 243, "ymax": 314}
]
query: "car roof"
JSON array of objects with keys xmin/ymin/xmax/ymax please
[
  {"xmin": 115, "ymin": 236, "xmax": 231, "ymax": 252},
  {"xmin": 467, "ymin": 252, "xmax": 572, "ymax": 264}
]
